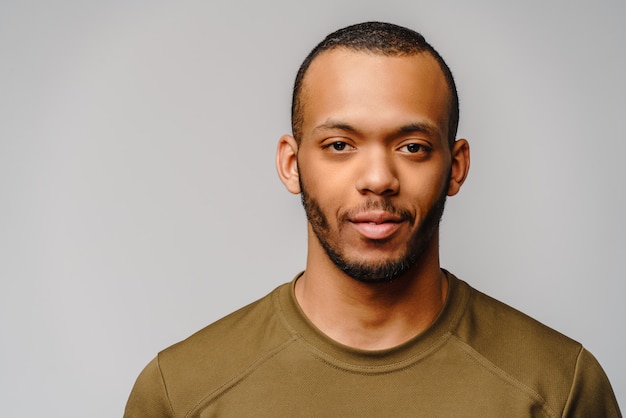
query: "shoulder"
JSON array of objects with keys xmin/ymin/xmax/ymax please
[
  {"xmin": 452, "ymin": 277, "xmax": 582, "ymax": 380},
  {"xmin": 454, "ymin": 278, "xmax": 581, "ymax": 358},
  {"xmin": 132, "ymin": 283, "xmax": 296, "ymax": 416},
  {"xmin": 161, "ymin": 283, "xmax": 291, "ymax": 365},
  {"xmin": 449, "ymin": 275, "xmax": 620, "ymax": 416}
]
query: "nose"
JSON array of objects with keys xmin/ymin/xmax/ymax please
[{"xmin": 355, "ymin": 148, "xmax": 399, "ymax": 196}]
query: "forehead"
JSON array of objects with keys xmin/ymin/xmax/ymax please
[{"xmin": 299, "ymin": 49, "xmax": 451, "ymax": 139}]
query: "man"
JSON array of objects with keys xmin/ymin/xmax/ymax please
[{"xmin": 125, "ymin": 22, "xmax": 620, "ymax": 417}]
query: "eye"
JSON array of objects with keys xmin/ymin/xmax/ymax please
[
  {"xmin": 325, "ymin": 141, "xmax": 353, "ymax": 152},
  {"xmin": 400, "ymin": 143, "xmax": 428, "ymax": 153}
]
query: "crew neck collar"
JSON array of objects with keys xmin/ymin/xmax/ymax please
[{"xmin": 273, "ymin": 270, "xmax": 469, "ymax": 371}]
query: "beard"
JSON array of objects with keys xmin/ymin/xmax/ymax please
[{"xmin": 300, "ymin": 177, "xmax": 448, "ymax": 284}]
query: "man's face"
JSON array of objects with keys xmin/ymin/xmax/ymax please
[{"xmin": 295, "ymin": 49, "xmax": 455, "ymax": 283}]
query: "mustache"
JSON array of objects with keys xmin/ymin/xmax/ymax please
[{"xmin": 338, "ymin": 200, "xmax": 415, "ymax": 225}]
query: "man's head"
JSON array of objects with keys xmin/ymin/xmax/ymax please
[
  {"xmin": 291, "ymin": 21, "xmax": 459, "ymax": 149},
  {"xmin": 277, "ymin": 22, "xmax": 469, "ymax": 284}
]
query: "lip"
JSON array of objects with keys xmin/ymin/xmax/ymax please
[
  {"xmin": 350, "ymin": 211, "xmax": 403, "ymax": 223},
  {"xmin": 349, "ymin": 211, "xmax": 405, "ymax": 240}
]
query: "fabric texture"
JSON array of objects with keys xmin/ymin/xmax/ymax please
[{"xmin": 124, "ymin": 272, "xmax": 621, "ymax": 417}]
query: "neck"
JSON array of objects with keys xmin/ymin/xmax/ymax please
[{"xmin": 296, "ymin": 233, "xmax": 447, "ymax": 350}]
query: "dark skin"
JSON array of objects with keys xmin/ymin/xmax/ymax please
[{"xmin": 276, "ymin": 49, "xmax": 470, "ymax": 350}]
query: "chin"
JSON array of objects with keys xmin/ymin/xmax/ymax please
[{"xmin": 330, "ymin": 249, "xmax": 419, "ymax": 284}]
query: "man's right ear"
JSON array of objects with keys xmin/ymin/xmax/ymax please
[{"xmin": 276, "ymin": 135, "xmax": 301, "ymax": 194}]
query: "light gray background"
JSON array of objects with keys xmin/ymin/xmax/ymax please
[{"xmin": 1, "ymin": 0, "xmax": 624, "ymax": 416}]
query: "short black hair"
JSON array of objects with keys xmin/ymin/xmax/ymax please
[{"xmin": 291, "ymin": 22, "xmax": 459, "ymax": 148}]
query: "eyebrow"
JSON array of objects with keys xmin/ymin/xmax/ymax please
[
  {"xmin": 395, "ymin": 122, "xmax": 439, "ymax": 137},
  {"xmin": 312, "ymin": 120, "xmax": 362, "ymax": 135},
  {"xmin": 312, "ymin": 119, "xmax": 440, "ymax": 138}
]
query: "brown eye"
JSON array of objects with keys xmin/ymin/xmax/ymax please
[
  {"xmin": 331, "ymin": 142, "xmax": 347, "ymax": 151},
  {"xmin": 405, "ymin": 143, "xmax": 423, "ymax": 153},
  {"xmin": 323, "ymin": 141, "xmax": 355, "ymax": 153}
]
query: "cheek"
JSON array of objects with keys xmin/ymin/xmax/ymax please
[
  {"xmin": 299, "ymin": 158, "xmax": 352, "ymax": 199},
  {"xmin": 399, "ymin": 167, "xmax": 449, "ymax": 203}
]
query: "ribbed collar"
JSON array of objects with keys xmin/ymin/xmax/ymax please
[{"xmin": 273, "ymin": 270, "xmax": 470, "ymax": 372}]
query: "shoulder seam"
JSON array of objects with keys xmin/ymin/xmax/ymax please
[
  {"xmin": 450, "ymin": 335, "xmax": 558, "ymax": 418},
  {"xmin": 185, "ymin": 336, "xmax": 298, "ymax": 417},
  {"xmin": 562, "ymin": 345, "xmax": 585, "ymax": 417},
  {"xmin": 156, "ymin": 354, "xmax": 177, "ymax": 418}
]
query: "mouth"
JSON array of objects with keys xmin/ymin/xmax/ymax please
[{"xmin": 348, "ymin": 211, "xmax": 406, "ymax": 240}]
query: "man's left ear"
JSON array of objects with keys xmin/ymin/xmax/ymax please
[{"xmin": 447, "ymin": 139, "xmax": 470, "ymax": 196}]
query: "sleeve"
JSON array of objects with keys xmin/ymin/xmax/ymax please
[
  {"xmin": 124, "ymin": 356, "xmax": 175, "ymax": 418},
  {"xmin": 562, "ymin": 348, "xmax": 622, "ymax": 418}
]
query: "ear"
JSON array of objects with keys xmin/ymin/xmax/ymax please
[
  {"xmin": 447, "ymin": 138, "xmax": 470, "ymax": 196},
  {"xmin": 276, "ymin": 134, "xmax": 301, "ymax": 194}
]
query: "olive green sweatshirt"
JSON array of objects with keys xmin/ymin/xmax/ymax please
[{"xmin": 125, "ymin": 272, "xmax": 620, "ymax": 417}]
